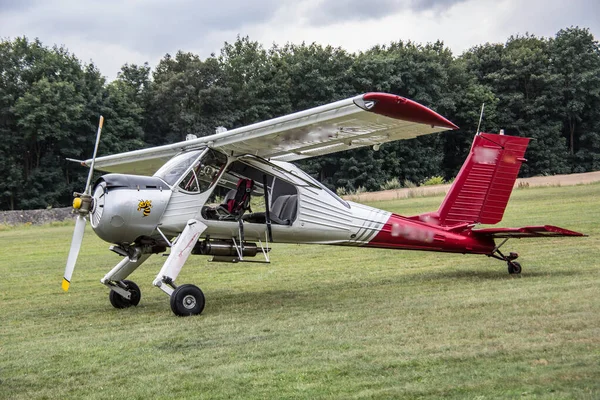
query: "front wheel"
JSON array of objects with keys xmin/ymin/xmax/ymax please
[
  {"xmin": 170, "ymin": 284, "xmax": 205, "ymax": 316},
  {"xmin": 109, "ymin": 280, "xmax": 141, "ymax": 308}
]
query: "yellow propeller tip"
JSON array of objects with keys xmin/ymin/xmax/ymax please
[{"xmin": 62, "ymin": 278, "xmax": 71, "ymax": 291}]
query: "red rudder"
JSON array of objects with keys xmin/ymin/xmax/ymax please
[{"xmin": 435, "ymin": 133, "xmax": 530, "ymax": 227}]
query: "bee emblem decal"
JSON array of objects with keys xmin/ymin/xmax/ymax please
[{"xmin": 137, "ymin": 200, "xmax": 152, "ymax": 217}]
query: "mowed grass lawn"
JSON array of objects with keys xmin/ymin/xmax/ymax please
[{"xmin": 1, "ymin": 184, "xmax": 599, "ymax": 399}]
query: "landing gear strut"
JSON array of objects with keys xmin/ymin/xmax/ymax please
[
  {"xmin": 489, "ymin": 238, "xmax": 522, "ymax": 275},
  {"xmin": 152, "ymin": 219, "xmax": 208, "ymax": 317}
]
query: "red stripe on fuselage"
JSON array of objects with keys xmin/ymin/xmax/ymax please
[{"xmin": 365, "ymin": 213, "xmax": 495, "ymax": 254}]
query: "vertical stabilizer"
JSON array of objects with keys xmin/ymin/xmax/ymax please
[{"xmin": 436, "ymin": 133, "xmax": 530, "ymax": 226}]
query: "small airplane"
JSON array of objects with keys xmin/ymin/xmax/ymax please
[{"xmin": 63, "ymin": 92, "xmax": 584, "ymax": 316}]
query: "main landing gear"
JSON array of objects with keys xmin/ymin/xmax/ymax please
[
  {"xmin": 489, "ymin": 238, "xmax": 522, "ymax": 275},
  {"xmin": 170, "ymin": 284, "xmax": 205, "ymax": 316},
  {"xmin": 101, "ymin": 220, "xmax": 209, "ymax": 317},
  {"xmin": 106, "ymin": 277, "xmax": 206, "ymax": 316}
]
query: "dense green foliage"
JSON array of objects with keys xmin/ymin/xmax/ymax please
[{"xmin": 1, "ymin": 28, "xmax": 599, "ymax": 210}]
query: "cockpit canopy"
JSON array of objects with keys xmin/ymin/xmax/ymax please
[{"xmin": 153, "ymin": 148, "xmax": 228, "ymax": 193}]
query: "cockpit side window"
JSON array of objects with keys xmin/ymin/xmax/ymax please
[{"xmin": 298, "ymin": 168, "xmax": 351, "ymax": 209}]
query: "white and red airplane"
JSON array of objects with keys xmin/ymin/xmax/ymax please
[{"xmin": 64, "ymin": 92, "xmax": 584, "ymax": 316}]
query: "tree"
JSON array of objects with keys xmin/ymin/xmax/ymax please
[
  {"xmin": 145, "ymin": 51, "xmax": 235, "ymax": 145},
  {"xmin": 0, "ymin": 38, "xmax": 98, "ymax": 209},
  {"xmin": 463, "ymin": 35, "xmax": 570, "ymax": 176},
  {"xmin": 13, "ymin": 77, "xmax": 85, "ymax": 208},
  {"xmin": 549, "ymin": 27, "xmax": 600, "ymax": 170},
  {"xmin": 0, "ymin": 37, "xmax": 148, "ymax": 210},
  {"xmin": 220, "ymin": 36, "xmax": 292, "ymax": 126}
]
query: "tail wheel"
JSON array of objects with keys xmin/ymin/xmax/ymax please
[
  {"xmin": 508, "ymin": 261, "xmax": 522, "ymax": 275},
  {"xmin": 109, "ymin": 280, "xmax": 141, "ymax": 308},
  {"xmin": 170, "ymin": 284, "xmax": 205, "ymax": 316}
]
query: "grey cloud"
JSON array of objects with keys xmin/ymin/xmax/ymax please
[
  {"xmin": 0, "ymin": 0, "xmax": 41, "ymax": 12},
  {"xmin": 6, "ymin": 0, "xmax": 283, "ymax": 55},
  {"xmin": 496, "ymin": 0, "xmax": 600, "ymax": 44},
  {"xmin": 308, "ymin": 0, "xmax": 404, "ymax": 25},
  {"xmin": 410, "ymin": 0, "xmax": 467, "ymax": 11},
  {"xmin": 306, "ymin": 0, "xmax": 467, "ymax": 26}
]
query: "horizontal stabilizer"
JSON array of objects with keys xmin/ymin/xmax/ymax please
[{"xmin": 472, "ymin": 225, "xmax": 585, "ymax": 238}]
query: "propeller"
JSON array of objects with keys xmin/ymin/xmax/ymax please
[{"xmin": 62, "ymin": 116, "xmax": 104, "ymax": 291}]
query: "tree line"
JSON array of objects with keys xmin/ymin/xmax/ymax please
[{"xmin": 1, "ymin": 27, "xmax": 599, "ymax": 210}]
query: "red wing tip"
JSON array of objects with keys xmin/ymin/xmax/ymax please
[
  {"xmin": 442, "ymin": 121, "xmax": 460, "ymax": 130},
  {"xmin": 361, "ymin": 92, "xmax": 459, "ymax": 130},
  {"xmin": 446, "ymin": 120, "xmax": 460, "ymax": 130}
]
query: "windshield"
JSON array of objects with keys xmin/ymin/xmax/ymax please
[
  {"xmin": 154, "ymin": 150, "xmax": 204, "ymax": 186},
  {"xmin": 180, "ymin": 149, "xmax": 228, "ymax": 193},
  {"xmin": 154, "ymin": 148, "xmax": 228, "ymax": 193}
]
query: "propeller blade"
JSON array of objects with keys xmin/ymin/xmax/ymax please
[
  {"xmin": 84, "ymin": 115, "xmax": 104, "ymax": 195},
  {"xmin": 63, "ymin": 215, "xmax": 87, "ymax": 291},
  {"xmin": 63, "ymin": 116, "xmax": 103, "ymax": 291}
]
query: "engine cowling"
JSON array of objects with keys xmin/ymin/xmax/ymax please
[{"xmin": 90, "ymin": 174, "xmax": 172, "ymax": 244}]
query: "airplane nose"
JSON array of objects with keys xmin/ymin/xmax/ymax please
[
  {"xmin": 89, "ymin": 180, "xmax": 129, "ymax": 233},
  {"xmin": 88, "ymin": 174, "xmax": 172, "ymax": 244},
  {"xmin": 90, "ymin": 181, "xmax": 106, "ymax": 229}
]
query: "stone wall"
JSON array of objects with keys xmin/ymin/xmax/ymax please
[{"xmin": 0, "ymin": 207, "xmax": 75, "ymax": 225}]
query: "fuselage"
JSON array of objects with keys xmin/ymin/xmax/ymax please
[{"xmin": 88, "ymin": 147, "xmax": 495, "ymax": 256}]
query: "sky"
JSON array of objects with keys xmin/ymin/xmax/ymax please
[{"xmin": 0, "ymin": 0, "xmax": 598, "ymax": 80}]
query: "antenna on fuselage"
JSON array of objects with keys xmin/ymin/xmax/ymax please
[{"xmin": 476, "ymin": 103, "xmax": 485, "ymax": 135}]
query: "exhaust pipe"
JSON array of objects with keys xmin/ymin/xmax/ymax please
[{"xmin": 192, "ymin": 239, "xmax": 260, "ymax": 257}]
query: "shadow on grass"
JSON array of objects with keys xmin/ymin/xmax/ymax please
[
  {"xmin": 418, "ymin": 267, "xmax": 582, "ymax": 282},
  {"xmin": 72, "ymin": 266, "xmax": 585, "ymax": 318},
  {"xmin": 207, "ymin": 289, "xmax": 305, "ymax": 313},
  {"xmin": 196, "ymin": 269, "xmax": 580, "ymax": 315}
]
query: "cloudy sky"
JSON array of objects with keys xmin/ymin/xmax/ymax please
[{"xmin": 1, "ymin": 0, "xmax": 598, "ymax": 80}]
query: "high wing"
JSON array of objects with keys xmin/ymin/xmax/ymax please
[{"xmin": 84, "ymin": 92, "xmax": 458, "ymax": 175}]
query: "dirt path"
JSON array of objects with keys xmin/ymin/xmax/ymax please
[{"xmin": 345, "ymin": 171, "xmax": 600, "ymax": 203}]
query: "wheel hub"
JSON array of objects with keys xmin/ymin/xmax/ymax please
[{"xmin": 182, "ymin": 294, "xmax": 197, "ymax": 309}]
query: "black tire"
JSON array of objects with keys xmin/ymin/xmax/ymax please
[
  {"xmin": 109, "ymin": 280, "xmax": 141, "ymax": 309},
  {"xmin": 170, "ymin": 284, "xmax": 205, "ymax": 316},
  {"xmin": 508, "ymin": 261, "xmax": 522, "ymax": 275}
]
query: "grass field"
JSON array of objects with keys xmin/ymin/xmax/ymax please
[{"xmin": 1, "ymin": 184, "xmax": 599, "ymax": 399}]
